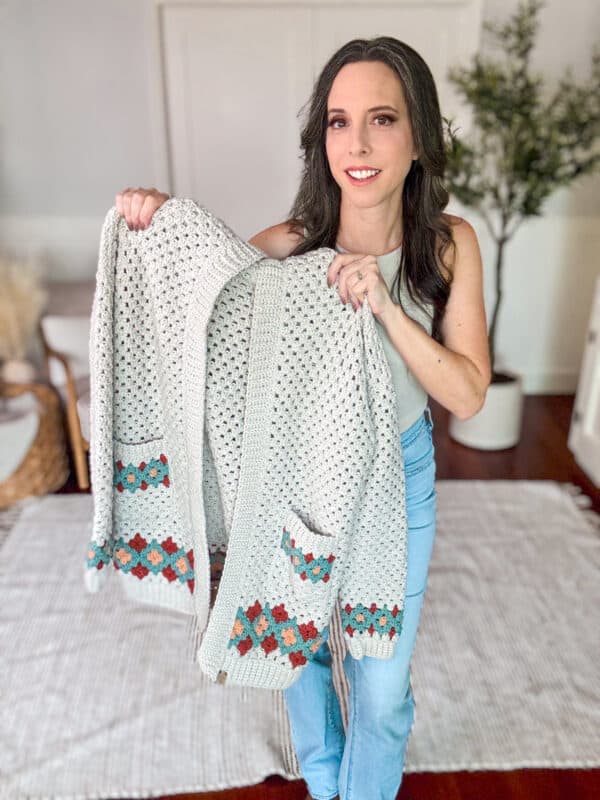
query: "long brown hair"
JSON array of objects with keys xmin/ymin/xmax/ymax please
[{"xmin": 286, "ymin": 36, "xmax": 455, "ymax": 343}]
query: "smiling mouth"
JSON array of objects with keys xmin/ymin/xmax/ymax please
[{"xmin": 345, "ymin": 169, "xmax": 382, "ymax": 184}]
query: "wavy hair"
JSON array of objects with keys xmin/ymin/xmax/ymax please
[{"xmin": 286, "ymin": 36, "xmax": 455, "ymax": 343}]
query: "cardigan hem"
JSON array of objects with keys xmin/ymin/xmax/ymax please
[
  {"xmin": 83, "ymin": 563, "xmax": 108, "ymax": 593},
  {"xmin": 344, "ymin": 631, "xmax": 397, "ymax": 660},
  {"xmin": 118, "ymin": 570, "xmax": 196, "ymax": 615},
  {"xmin": 196, "ymin": 647, "xmax": 306, "ymax": 690}
]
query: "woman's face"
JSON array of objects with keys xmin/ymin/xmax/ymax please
[{"xmin": 325, "ymin": 60, "xmax": 418, "ymax": 209}]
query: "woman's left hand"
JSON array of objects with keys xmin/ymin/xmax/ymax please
[{"xmin": 326, "ymin": 252, "xmax": 395, "ymax": 319}]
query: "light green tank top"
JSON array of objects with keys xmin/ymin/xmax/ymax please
[{"xmin": 335, "ymin": 242, "xmax": 434, "ymax": 432}]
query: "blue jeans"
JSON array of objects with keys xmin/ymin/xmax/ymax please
[{"xmin": 283, "ymin": 407, "xmax": 437, "ymax": 800}]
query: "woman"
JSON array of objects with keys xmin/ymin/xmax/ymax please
[{"xmin": 115, "ymin": 36, "xmax": 490, "ymax": 800}]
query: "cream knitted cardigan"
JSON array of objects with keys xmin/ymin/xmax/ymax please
[{"xmin": 84, "ymin": 198, "xmax": 408, "ymax": 690}]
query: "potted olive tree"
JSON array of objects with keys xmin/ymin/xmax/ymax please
[{"xmin": 443, "ymin": 0, "xmax": 600, "ymax": 449}]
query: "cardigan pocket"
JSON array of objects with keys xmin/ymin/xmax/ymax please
[
  {"xmin": 280, "ymin": 510, "xmax": 338, "ymax": 621},
  {"xmin": 227, "ymin": 511, "xmax": 338, "ymax": 673}
]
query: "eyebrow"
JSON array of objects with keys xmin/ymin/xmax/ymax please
[{"xmin": 327, "ymin": 105, "xmax": 399, "ymax": 114}]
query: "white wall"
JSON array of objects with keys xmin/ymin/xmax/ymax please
[
  {"xmin": 0, "ymin": 0, "xmax": 598, "ymax": 392},
  {"xmin": 0, "ymin": 0, "xmax": 167, "ymax": 275}
]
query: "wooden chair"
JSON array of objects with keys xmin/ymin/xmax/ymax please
[{"xmin": 38, "ymin": 320, "xmax": 90, "ymax": 490}]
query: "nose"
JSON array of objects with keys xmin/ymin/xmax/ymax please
[{"xmin": 349, "ymin": 120, "xmax": 371, "ymax": 157}]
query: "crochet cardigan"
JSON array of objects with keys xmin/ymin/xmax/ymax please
[{"xmin": 84, "ymin": 198, "xmax": 408, "ymax": 690}]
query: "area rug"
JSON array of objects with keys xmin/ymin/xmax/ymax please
[{"xmin": 0, "ymin": 480, "xmax": 598, "ymax": 799}]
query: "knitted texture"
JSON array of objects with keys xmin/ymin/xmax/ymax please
[{"xmin": 85, "ymin": 198, "xmax": 408, "ymax": 690}]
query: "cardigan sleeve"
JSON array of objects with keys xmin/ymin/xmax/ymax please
[
  {"xmin": 336, "ymin": 300, "xmax": 409, "ymax": 659},
  {"xmin": 83, "ymin": 207, "xmax": 120, "ymax": 592},
  {"xmin": 84, "ymin": 207, "xmax": 169, "ymax": 593}
]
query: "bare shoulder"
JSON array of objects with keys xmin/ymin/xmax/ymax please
[
  {"xmin": 438, "ymin": 213, "xmax": 479, "ymax": 280},
  {"xmin": 248, "ymin": 220, "xmax": 304, "ymax": 260},
  {"xmin": 442, "ymin": 212, "xmax": 465, "ymax": 231}
]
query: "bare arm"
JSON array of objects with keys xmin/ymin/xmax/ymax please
[
  {"xmin": 376, "ymin": 217, "xmax": 491, "ymax": 420},
  {"xmin": 248, "ymin": 222, "xmax": 304, "ymax": 259}
]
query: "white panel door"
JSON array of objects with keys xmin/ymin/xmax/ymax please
[
  {"xmin": 568, "ymin": 273, "xmax": 600, "ymax": 487},
  {"xmin": 159, "ymin": 0, "xmax": 483, "ymax": 239}
]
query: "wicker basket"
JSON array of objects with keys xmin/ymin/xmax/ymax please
[{"xmin": 0, "ymin": 380, "xmax": 70, "ymax": 510}]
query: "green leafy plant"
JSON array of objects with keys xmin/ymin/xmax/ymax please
[{"xmin": 442, "ymin": 0, "xmax": 600, "ymax": 379}]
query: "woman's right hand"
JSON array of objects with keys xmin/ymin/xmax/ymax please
[{"xmin": 115, "ymin": 187, "xmax": 171, "ymax": 231}]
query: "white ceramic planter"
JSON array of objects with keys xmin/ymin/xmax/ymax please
[{"xmin": 448, "ymin": 370, "xmax": 524, "ymax": 450}]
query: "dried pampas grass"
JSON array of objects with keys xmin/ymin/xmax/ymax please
[{"xmin": 0, "ymin": 254, "xmax": 48, "ymax": 361}]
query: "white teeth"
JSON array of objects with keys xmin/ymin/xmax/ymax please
[{"xmin": 347, "ymin": 169, "xmax": 380, "ymax": 179}]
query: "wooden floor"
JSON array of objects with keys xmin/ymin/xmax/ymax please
[{"xmin": 57, "ymin": 395, "xmax": 599, "ymax": 800}]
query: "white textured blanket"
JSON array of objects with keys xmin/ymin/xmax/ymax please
[{"xmin": 1, "ymin": 480, "xmax": 598, "ymax": 799}]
